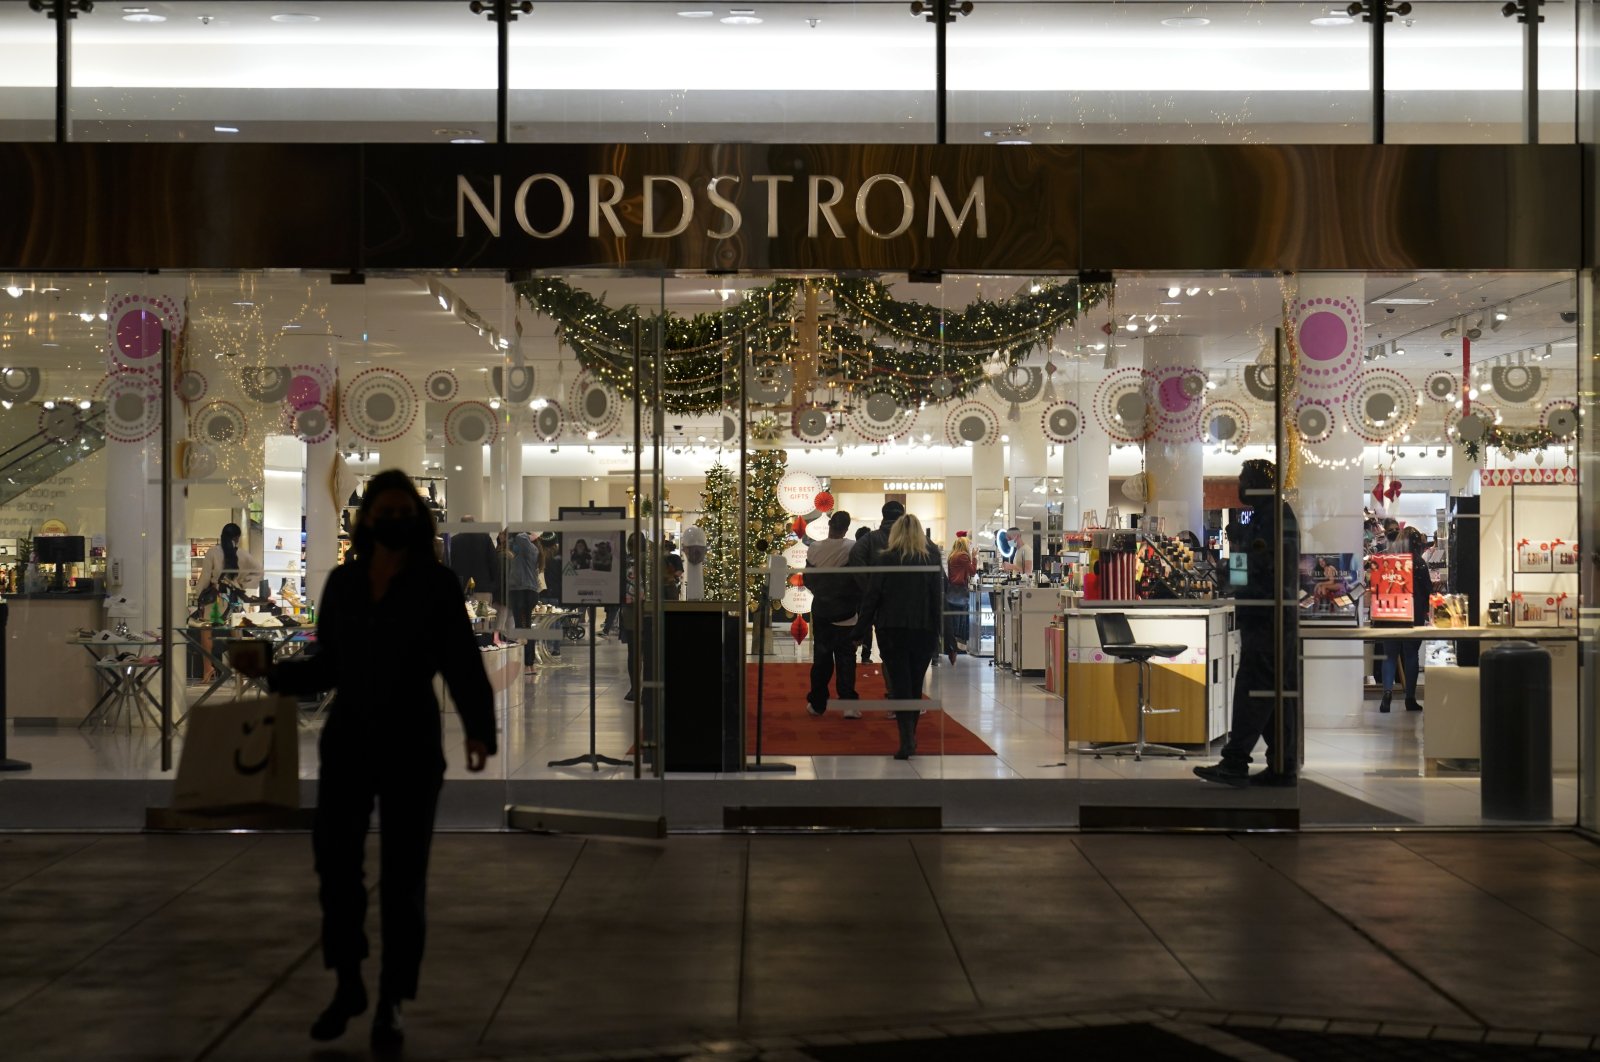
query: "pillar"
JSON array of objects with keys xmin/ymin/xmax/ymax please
[
  {"xmin": 524, "ymin": 475, "xmax": 552, "ymax": 522},
  {"xmin": 106, "ymin": 437, "xmax": 154, "ymax": 629},
  {"xmin": 445, "ymin": 442, "xmax": 485, "ymax": 520},
  {"xmin": 944, "ymin": 475, "xmax": 974, "ymax": 549},
  {"xmin": 487, "ymin": 432, "xmax": 524, "ymax": 524},
  {"xmin": 1061, "ymin": 383, "xmax": 1111, "ymax": 528},
  {"xmin": 1142, "ymin": 335, "xmax": 1205, "ymax": 538},
  {"xmin": 306, "ymin": 433, "xmax": 338, "ymax": 603},
  {"xmin": 382, "ymin": 415, "xmax": 425, "ymax": 478},
  {"xmin": 1291, "ymin": 275, "xmax": 1367, "ymax": 729},
  {"xmin": 971, "ymin": 439, "xmax": 1004, "ymax": 545}
]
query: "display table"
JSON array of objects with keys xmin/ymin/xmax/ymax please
[{"xmin": 1061, "ymin": 601, "xmax": 1235, "ymax": 747}]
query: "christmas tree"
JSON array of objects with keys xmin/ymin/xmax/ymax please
[{"xmin": 699, "ymin": 449, "xmax": 789, "ymax": 610}]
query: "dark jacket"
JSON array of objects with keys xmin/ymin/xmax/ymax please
[
  {"xmin": 271, "ymin": 558, "xmax": 498, "ymax": 769},
  {"xmin": 448, "ymin": 531, "xmax": 498, "ymax": 597},
  {"xmin": 542, "ymin": 546, "xmax": 563, "ymax": 599},
  {"xmin": 1232, "ymin": 501, "xmax": 1299, "ymax": 641},
  {"xmin": 857, "ymin": 546, "xmax": 943, "ymax": 638},
  {"xmin": 803, "ymin": 536, "xmax": 860, "ymax": 625},
  {"xmin": 847, "ymin": 514, "xmax": 898, "ymax": 582},
  {"xmin": 1412, "ymin": 547, "xmax": 1435, "ymax": 622}
]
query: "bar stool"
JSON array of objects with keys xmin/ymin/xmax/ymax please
[{"xmin": 1079, "ymin": 612, "xmax": 1188, "ymax": 761}]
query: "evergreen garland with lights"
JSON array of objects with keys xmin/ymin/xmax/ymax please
[
  {"xmin": 518, "ymin": 277, "xmax": 1100, "ymax": 414},
  {"xmin": 698, "ymin": 450, "xmax": 790, "ymax": 613},
  {"xmin": 700, "ymin": 464, "xmax": 740, "ymax": 604},
  {"xmin": 1460, "ymin": 424, "xmax": 1568, "ymax": 461}
]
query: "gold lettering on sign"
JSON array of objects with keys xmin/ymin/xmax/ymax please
[
  {"xmin": 855, "ymin": 173, "xmax": 915, "ymax": 240},
  {"xmin": 643, "ymin": 175, "xmax": 695, "ymax": 238},
  {"xmin": 753, "ymin": 174, "xmax": 793, "ymax": 239},
  {"xmin": 588, "ymin": 174, "xmax": 626, "ymax": 238},
  {"xmin": 457, "ymin": 175, "xmax": 501, "ymax": 238},
  {"xmin": 808, "ymin": 175, "xmax": 845, "ymax": 239},
  {"xmin": 514, "ymin": 174, "xmax": 574, "ymax": 239},
  {"xmin": 928, "ymin": 175, "xmax": 987, "ymax": 238},
  {"xmin": 705, "ymin": 176, "xmax": 742, "ymax": 240}
]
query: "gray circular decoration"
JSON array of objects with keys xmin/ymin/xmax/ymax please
[
  {"xmin": 194, "ymin": 400, "xmax": 246, "ymax": 445},
  {"xmin": 180, "ymin": 440, "xmax": 218, "ymax": 479},
  {"xmin": 425, "ymin": 369, "xmax": 459, "ymax": 403},
  {"xmin": 1543, "ymin": 400, "xmax": 1577, "ymax": 439},
  {"xmin": 0, "ymin": 367, "xmax": 42, "ymax": 404},
  {"xmin": 864, "ymin": 392, "xmax": 899, "ymax": 422},
  {"xmin": 1296, "ymin": 402, "xmax": 1333, "ymax": 445},
  {"xmin": 1242, "ymin": 364, "xmax": 1277, "ymax": 404},
  {"xmin": 344, "ymin": 367, "xmax": 418, "ymax": 444},
  {"xmin": 38, "ymin": 406, "xmax": 81, "ymax": 444},
  {"xmin": 1424, "ymin": 371, "xmax": 1456, "ymax": 404},
  {"xmin": 1457, "ymin": 411, "xmax": 1491, "ymax": 443},
  {"xmin": 1115, "ymin": 390, "xmax": 1148, "ymax": 425},
  {"xmin": 175, "ymin": 370, "xmax": 208, "ymax": 404},
  {"xmin": 930, "ymin": 376, "xmax": 956, "ymax": 400},
  {"xmin": 1041, "ymin": 401, "xmax": 1082, "ymax": 445},
  {"xmin": 849, "ymin": 393, "xmax": 916, "ymax": 443},
  {"xmin": 240, "ymin": 366, "xmax": 291, "ymax": 404},
  {"xmin": 293, "ymin": 403, "xmax": 333, "ymax": 444},
  {"xmin": 944, "ymin": 401, "xmax": 999, "ymax": 447},
  {"xmin": 793, "ymin": 406, "xmax": 830, "ymax": 442},
  {"xmin": 749, "ymin": 364, "xmax": 794, "ymax": 404},
  {"xmin": 568, "ymin": 372, "xmax": 622, "ymax": 438},
  {"xmin": 96, "ymin": 370, "xmax": 160, "ymax": 443},
  {"xmin": 533, "ymin": 402, "xmax": 563, "ymax": 442},
  {"xmin": 492, "ymin": 364, "xmax": 536, "ymax": 404},
  {"xmin": 989, "ymin": 365, "xmax": 1044, "ymax": 405},
  {"xmin": 446, "ymin": 401, "xmax": 498, "ymax": 446},
  {"xmin": 1490, "ymin": 364, "xmax": 1546, "ymax": 405},
  {"xmin": 1202, "ymin": 400, "xmax": 1250, "ymax": 450},
  {"xmin": 722, "ymin": 413, "xmax": 739, "ymax": 443}
]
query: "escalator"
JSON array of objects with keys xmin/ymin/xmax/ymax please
[{"xmin": 0, "ymin": 405, "xmax": 109, "ymax": 510}]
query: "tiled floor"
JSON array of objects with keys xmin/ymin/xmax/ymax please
[
  {"xmin": 1, "ymin": 832, "xmax": 1599, "ymax": 1061},
  {"xmin": 2, "ymin": 636, "xmax": 1582, "ymax": 827}
]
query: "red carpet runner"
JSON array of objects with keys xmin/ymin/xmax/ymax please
[{"xmin": 744, "ymin": 662, "xmax": 995, "ymax": 757}]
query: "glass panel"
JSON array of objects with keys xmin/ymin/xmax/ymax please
[
  {"xmin": 1387, "ymin": 1, "xmax": 1526, "ymax": 143},
  {"xmin": 949, "ymin": 2, "xmax": 1370, "ymax": 144},
  {"xmin": 0, "ymin": 3, "xmax": 55, "ymax": 140},
  {"xmin": 1540, "ymin": 0, "xmax": 1579, "ymax": 143},
  {"xmin": 511, "ymin": 1, "xmax": 934, "ymax": 142},
  {"xmin": 1580, "ymin": 270, "xmax": 1597, "ymax": 832},
  {"xmin": 69, "ymin": 2, "xmax": 495, "ymax": 142}
]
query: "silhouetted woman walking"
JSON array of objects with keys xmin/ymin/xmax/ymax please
[
  {"xmin": 238, "ymin": 469, "xmax": 496, "ymax": 1050},
  {"xmin": 856, "ymin": 513, "xmax": 944, "ymax": 759}
]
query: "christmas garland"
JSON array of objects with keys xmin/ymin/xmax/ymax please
[
  {"xmin": 517, "ymin": 277, "xmax": 1100, "ymax": 414},
  {"xmin": 1460, "ymin": 423, "xmax": 1565, "ymax": 461}
]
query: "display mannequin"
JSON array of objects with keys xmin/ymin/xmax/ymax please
[{"xmin": 680, "ymin": 525, "xmax": 707, "ymax": 601}]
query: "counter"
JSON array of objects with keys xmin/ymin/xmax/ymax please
[
  {"xmin": 5, "ymin": 595, "xmax": 104, "ymax": 723},
  {"xmin": 1058, "ymin": 601, "xmax": 1236, "ymax": 747},
  {"xmin": 998, "ymin": 586, "xmax": 1061, "ymax": 675}
]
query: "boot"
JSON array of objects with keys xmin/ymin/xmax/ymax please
[
  {"xmin": 1378, "ymin": 693, "xmax": 1392, "ymax": 713},
  {"xmin": 905, "ymin": 710, "xmax": 919, "ymax": 756},
  {"xmin": 893, "ymin": 712, "xmax": 915, "ymax": 760},
  {"xmin": 370, "ymin": 996, "xmax": 404, "ymax": 1052},
  {"xmin": 309, "ymin": 967, "xmax": 367, "ymax": 1042}
]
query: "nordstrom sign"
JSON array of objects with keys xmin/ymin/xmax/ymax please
[{"xmin": 456, "ymin": 172, "xmax": 988, "ymax": 242}]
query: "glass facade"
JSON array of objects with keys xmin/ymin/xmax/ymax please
[{"xmin": 0, "ymin": 1, "xmax": 1593, "ymax": 836}]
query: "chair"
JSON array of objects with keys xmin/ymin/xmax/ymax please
[{"xmin": 1078, "ymin": 612, "xmax": 1188, "ymax": 761}]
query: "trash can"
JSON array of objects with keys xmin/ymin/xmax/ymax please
[{"xmin": 1478, "ymin": 640, "xmax": 1552, "ymax": 821}]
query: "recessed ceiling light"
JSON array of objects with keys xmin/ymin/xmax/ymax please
[
  {"xmin": 677, "ymin": 9, "xmax": 715, "ymax": 16},
  {"xmin": 450, "ymin": 138, "xmax": 486, "ymax": 145},
  {"xmin": 1161, "ymin": 16, "xmax": 1210, "ymax": 26},
  {"xmin": 213, "ymin": 125, "xmax": 240, "ymax": 134},
  {"xmin": 122, "ymin": 9, "xmax": 166, "ymax": 22},
  {"xmin": 721, "ymin": 11, "xmax": 762, "ymax": 24},
  {"xmin": 232, "ymin": 299, "xmax": 255, "ymax": 306},
  {"xmin": 433, "ymin": 128, "xmax": 477, "ymax": 138},
  {"xmin": 1311, "ymin": 13, "xmax": 1355, "ymax": 25},
  {"xmin": 269, "ymin": 12, "xmax": 320, "ymax": 23},
  {"xmin": 996, "ymin": 139, "xmax": 1031, "ymax": 146}
]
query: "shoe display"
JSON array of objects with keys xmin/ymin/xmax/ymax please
[{"xmin": 1193, "ymin": 762, "xmax": 1251, "ymax": 788}]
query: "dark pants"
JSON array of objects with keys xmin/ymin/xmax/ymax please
[
  {"xmin": 808, "ymin": 621, "xmax": 859, "ymax": 712},
  {"xmin": 314, "ymin": 757, "xmax": 443, "ymax": 1001},
  {"xmin": 510, "ymin": 588, "xmax": 537, "ymax": 665},
  {"xmin": 877, "ymin": 627, "xmax": 935, "ymax": 705},
  {"xmin": 1219, "ymin": 634, "xmax": 1299, "ymax": 773},
  {"xmin": 1383, "ymin": 639, "xmax": 1421, "ymax": 702}
]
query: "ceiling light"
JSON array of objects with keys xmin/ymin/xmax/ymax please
[
  {"xmin": 78, "ymin": 312, "xmax": 94, "ymax": 322},
  {"xmin": 437, "ymin": 294, "xmax": 449, "ymax": 310},
  {"xmin": 1123, "ymin": 320, "xmax": 1138, "ymax": 332},
  {"xmin": 721, "ymin": 11, "xmax": 762, "ymax": 24},
  {"xmin": 213, "ymin": 125, "xmax": 240, "ymax": 134},
  {"xmin": 269, "ymin": 12, "xmax": 321, "ymax": 23},
  {"xmin": 1185, "ymin": 287, "xmax": 1201, "ymax": 296},
  {"xmin": 1166, "ymin": 286, "xmax": 1181, "ymax": 298},
  {"xmin": 450, "ymin": 138, "xmax": 486, "ymax": 145},
  {"xmin": 1393, "ymin": 344, "xmax": 1405, "ymax": 356},
  {"xmin": 4, "ymin": 286, "xmax": 22, "ymax": 298},
  {"xmin": 42, "ymin": 400, "xmax": 55, "ymax": 410},
  {"xmin": 1146, "ymin": 321, "xmax": 1158, "ymax": 333},
  {"xmin": 488, "ymin": 398, "xmax": 500, "ymax": 410},
  {"xmin": 122, "ymin": 10, "xmax": 167, "ymax": 22},
  {"xmin": 677, "ymin": 8, "xmax": 715, "ymax": 15},
  {"xmin": 232, "ymin": 299, "xmax": 254, "ymax": 306},
  {"xmin": 1440, "ymin": 321, "xmax": 1458, "ymax": 339},
  {"xmin": 77, "ymin": 399, "xmax": 92, "ymax": 410},
  {"xmin": 995, "ymin": 140, "xmax": 1031, "ymax": 146},
  {"xmin": 586, "ymin": 430, "xmax": 599, "ymax": 440},
  {"xmin": 1311, "ymin": 12, "xmax": 1355, "ymax": 24},
  {"xmin": 1372, "ymin": 296, "xmax": 1435, "ymax": 305},
  {"xmin": 1161, "ymin": 16, "xmax": 1211, "ymax": 26},
  {"xmin": 1000, "ymin": 434, "xmax": 1010, "ymax": 443},
  {"xmin": 1494, "ymin": 307, "xmax": 1509, "ymax": 321}
]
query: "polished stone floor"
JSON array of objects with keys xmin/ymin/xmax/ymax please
[
  {"xmin": 3, "ymin": 635, "xmax": 1581, "ymax": 828},
  {"xmin": 1, "ymin": 832, "xmax": 1599, "ymax": 1061}
]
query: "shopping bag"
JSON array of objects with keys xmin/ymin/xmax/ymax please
[{"xmin": 172, "ymin": 693, "xmax": 300, "ymax": 811}]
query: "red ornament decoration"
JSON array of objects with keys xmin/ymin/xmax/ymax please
[
  {"xmin": 790, "ymin": 615, "xmax": 810, "ymax": 644},
  {"xmin": 814, "ymin": 491, "xmax": 835, "ymax": 513},
  {"xmin": 792, "ymin": 516, "xmax": 807, "ymax": 538}
]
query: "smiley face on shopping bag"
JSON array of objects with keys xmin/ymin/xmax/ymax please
[
  {"xmin": 172, "ymin": 694, "xmax": 300, "ymax": 811},
  {"xmin": 233, "ymin": 710, "xmax": 278, "ymax": 776}
]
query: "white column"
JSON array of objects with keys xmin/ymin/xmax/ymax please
[
  {"xmin": 486, "ymin": 432, "xmax": 524, "ymax": 524},
  {"xmin": 524, "ymin": 475, "xmax": 551, "ymax": 522},
  {"xmin": 970, "ymin": 440, "xmax": 1004, "ymax": 537},
  {"xmin": 382, "ymin": 415, "xmax": 426, "ymax": 478},
  {"xmin": 306, "ymin": 436, "xmax": 337, "ymax": 601},
  {"xmin": 943, "ymin": 475, "xmax": 974, "ymax": 547},
  {"xmin": 1291, "ymin": 275, "xmax": 1367, "ymax": 728},
  {"xmin": 106, "ymin": 438, "xmax": 154, "ymax": 629},
  {"xmin": 445, "ymin": 443, "xmax": 485, "ymax": 519},
  {"xmin": 1142, "ymin": 335, "xmax": 1205, "ymax": 538},
  {"xmin": 1062, "ymin": 416, "xmax": 1111, "ymax": 528}
]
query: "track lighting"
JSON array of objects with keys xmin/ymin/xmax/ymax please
[
  {"xmin": 1166, "ymin": 286, "xmax": 1181, "ymax": 298},
  {"xmin": 1466, "ymin": 319, "xmax": 1484, "ymax": 340},
  {"xmin": 1494, "ymin": 307, "xmax": 1509, "ymax": 322},
  {"xmin": 1186, "ymin": 287, "xmax": 1201, "ymax": 296},
  {"xmin": 1440, "ymin": 320, "xmax": 1458, "ymax": 339}
]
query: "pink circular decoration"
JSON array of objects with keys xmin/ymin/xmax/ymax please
[
  {"xmin": 287, "ymin": 373, "xmax": 323, "ymax": 412},
  {"xmin": 1156, "ymin": 374, "xmax": 1192, "ymax": 414},
  {"xmin": 116, "ymin": 310, "xmax": 163, "ymax": 362},
  {"xmin": 1298, "ymin": 310, "xmax": 1348, "ymax": 362}
]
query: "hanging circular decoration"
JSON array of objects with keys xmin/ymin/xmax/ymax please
[
  {"xmin": 1457, "ymin": 410, "xmax": 1493, "ymax": 444},
  {"xmin": 792, "ymin": 405, "xmax": 831, "ymax": 443},
  {"xmin": 491, "ymin": 364, "xmax": 536, "ymax": 404},
  {"xmin": 849, "ymin": 393, "xmax": 917, "ymax": 443},
  {"xmin": 38, "ymin": 405, "xmax": 82, "ymax": 445},
  {"xmin": 424, "ymin": 369, "xmax": 459, "ymax": 403},
  {"xmin": 749, "ymin": 364, "xmax": 794, "ymax": 405},
  {"xmin": 814, "ymin": 491, "xmax": 835, "ymax": 513},
  {"xmin": 289, "ymin": 402, "xmax": 334, "ymax": 445},
  {"xmin": 1202, "ymin": 399, "xmax": 1251, "ymax": 451},
  {"xmin": 722, "ymin": 413, "xmax": 739, "ymax": 443},
  {"xmin": 944, "ymin": 401, "xmax": 1000, "ymax": 447},
  {"xmin": 344, "ymin": 367, "xmax": 418, "ymax": 445},
  {"xmin": 1040, "ymin": 401, "xmax": 1083, "ymax": 445},
  {"xmin": 1295, "ymin": 400, "xmax": 1335, "ymax": 445},
  {"xmin": 445, "ymin": 400, "xmax": 499, "ymax": 447},
  {"xmin": 989, "ymin": 365, "xmax": 1045, "ymax": 406},
  {"xmin": 1344, "ymin": 367, "xmax": 1417, "ymax": 443},
  {"xmin": 0, "ymin": 367, "xmax": 42, "ymax": 404},
  {"xmin": 193, "ymin": 400, "xmax": 247, "ymax": 445},
  {"xmin": 94, "ymin": 370, "xmax": 161, "ymax": 443},
  {"xmin": 287, "ymin": 363, "xmax": 334, "ymax": 412},
  {"xmin": 1150, "ymin": 366, "xmax": 1206, "ymax": 443},
  {"xmin": 1423, "ymin": 370, "xmax": 1457, "ymax": 405},
  {"xmin": 174, "ymin": 369, "xmax": 208, "ymax": 405},
  {"xmin": 930, "ymin": 376, "xmax": 956, "ymax": 400},
  {"xmin": 1240, "ymin": 364, "xmax": 1277, "ymax": 404},
  {"xmin": 1489, "ymin": 364, "xmax": 1547, "ymax": 406},
  {"xmin": 532, "ymin": 401, "xmax": 563, "ymax": 443},
  {"xmin": 1542, "ymin": 399, "xmax": 1578, "ymax": 439},
  {"xmin": 1291, "ymin": 292, "xmax": 1362, "ymax": 396},
  {"xmin": 178, "ymin": 439, "xmax": 218, "ymax": 480},
  {"xmin": 106, "ymin": 293, "xmax": 183, "ymax": 370},
  {"xmin": 1093, "ymin": 367, "xmax": 1154, "ymax": 443},
  {"xmin": 240, "ymin": 365, "xmax": 291, "ymax": 404},
  {"xmin": 778, "ymin": 470, "xmax": 823, "ymax": 516},
  {"xmin": 568, "ymin": 371, "xmax": 623, "ymax": 438}
]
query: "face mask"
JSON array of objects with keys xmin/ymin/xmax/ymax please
[
  {"xmin": 1385, "ymin": 531, "xmax": 1399, "ymax": 541},
  {"xmin": 371, "ymin": 516, "xmax": 414, "ymax": 550}
]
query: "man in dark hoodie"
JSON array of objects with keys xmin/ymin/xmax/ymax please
[{"xmin": 803, "ymin": 510, "xmax": 862, "ymax": 718}]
